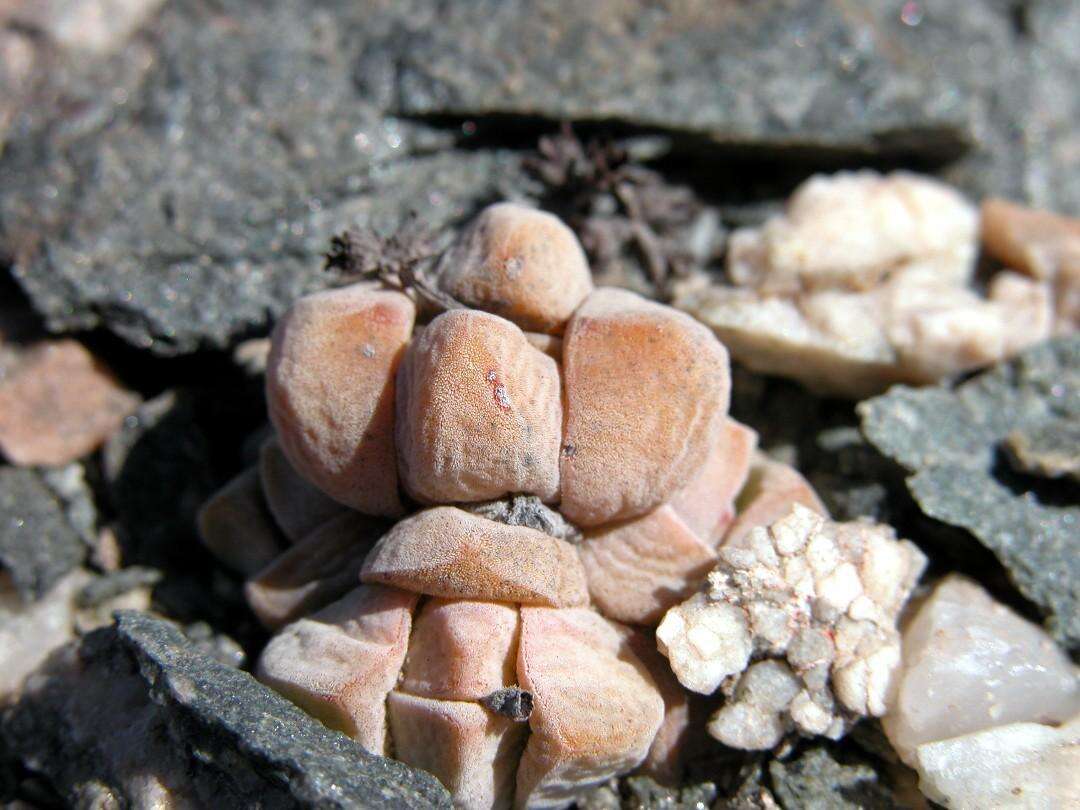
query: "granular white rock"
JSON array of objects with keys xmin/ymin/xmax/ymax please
[
  {"xmin": 656, "ymin": 593, "xmax": 751, "ymax": 695},
  {"xmin": 677, "ymin": 171, "xmax": 1053, "ymax": 397},
  {"xmin": 657, "ymin": 504, "xmax": 925, "ymax": 749},
  {"xmin": 708, "ymin": 660, "xmax": 802, "ymax": 749},
  {"xmin": 726, "ymin": 170, "xmax": 978, "ymax": 294}
]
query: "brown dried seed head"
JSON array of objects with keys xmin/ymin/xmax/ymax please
[
  {"xmin": 560, "ymin": 287, "xmax": 731, "ymax": 527},
  {"xmin": 266, "ymin": 283, "xmax": 414, "ymax": 516},
  {"xmin": 401, "ymin": 598, "xmax": 520, "ymax": 701},
  {"xmin": 255, "ymin": 584, "xmax": 417, "ymax": 755},
  {"xmin": 438, "ymin": 202, "xmax": 593, "ymax": 335},
  {"xmin": 395, "ymin": 309, "xmax": 562, "ymax": 504},
  {"xmin": 515, "ymin": 607, "xmax": 665, "ymax": 808},
  {"xmin": 360, "ymin": 507, "xmax": 589, "ymax": 607}
]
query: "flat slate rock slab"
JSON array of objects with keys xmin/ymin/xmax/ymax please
[
  {"xmin": 374, "ymin": 0, "xmax": 1079, "ymax": 214},
  {"xmin": 859, "ymin": 336, "xmax": 1080, "ymax": 651},
  {"xmin": 375, "ymin": 0, "xmax": 971, "ymax": 156},
  {"xmin": 3, "ymin": 610, "xmax": 451, "ymax": 808}
]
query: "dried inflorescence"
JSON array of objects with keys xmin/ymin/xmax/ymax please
[
  {"xmin": 676, "ymin": 171, "xmax": 1056, "ymax": 398},
  {"xmin": 525, "ymin": 127, "xmax": 712, "ymax": 296},
  {"xmin": 657, "ymin": 504, "xmax": 926, "ymax": 750}
]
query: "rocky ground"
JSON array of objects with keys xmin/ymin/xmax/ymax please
[{"xmin": 0, "ymin": 1, "xmax": 1077, "ymax": 808}]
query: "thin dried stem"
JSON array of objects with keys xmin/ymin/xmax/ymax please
[{"xmin": 324, "ymin": 214, "xmax": 466, "ymax": 313}]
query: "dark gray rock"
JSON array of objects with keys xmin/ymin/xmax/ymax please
[
  {"xmin": 379, "ymin": 0, "xmax": 1079, "ymax": 213},
  {"xmin": 0, "ymin": 0, "xmax": 1075, "ymax": 362},
  {"xmin": 5, "ymin": 2, "xmax": 1079, "ymax": 359},
  {"xmin": 621, "ymin": 776, "xmax": 717, "ymax": 810},
  {"xmin": 809, "ymin": 426, "xmax": 901, "ymax": 523},
  {"xmin": 2, "ymin": 610, "xmax": 450, "ymax": 808},
  {"xmin": 1021, "ymin": 1, "xmax": 1080, "ymax": 215},
  {"xmin": 859, "ymin": 336, "xmax": 1080, "ymax": 650},
  {"xmin": 0, "ymin": 466, "xmax": 85, "ymax": 601},
  {"xmin": 0, "ymin": 0, "xmax": 528, "ymax": 355},
  {"xmin": 379, "ymin": 0, "xmax": 969, "ymax": 159},
  {"xmin": 578, "ymin": 783, "xmax": 622, "ymax": 810},
  {"xmin": 885, "ymin": 1, "xmax": 1080, "ymax": 215},
  {"xmin": 579, "ymin": 776, "xmax": 721, "ymax": 810},
  {"xmin": 117, "ymin": 610, "xmax": 451, "ymax": 807},
  {"xmin": 769, "ymin": 746, "xmax": 897, "ymax": 810},
  {"xmin": 181, "ymin": 620, "xmax": 246, "ymax": 670}
]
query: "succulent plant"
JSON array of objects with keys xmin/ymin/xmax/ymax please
[{"xmin": 196, "ymin": 202, "xmax": 883, "ymax": 808}]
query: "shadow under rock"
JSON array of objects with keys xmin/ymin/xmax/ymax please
[{"xmin": 101, "ymin": 378, "xmax": 269, "ymax": 658}]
